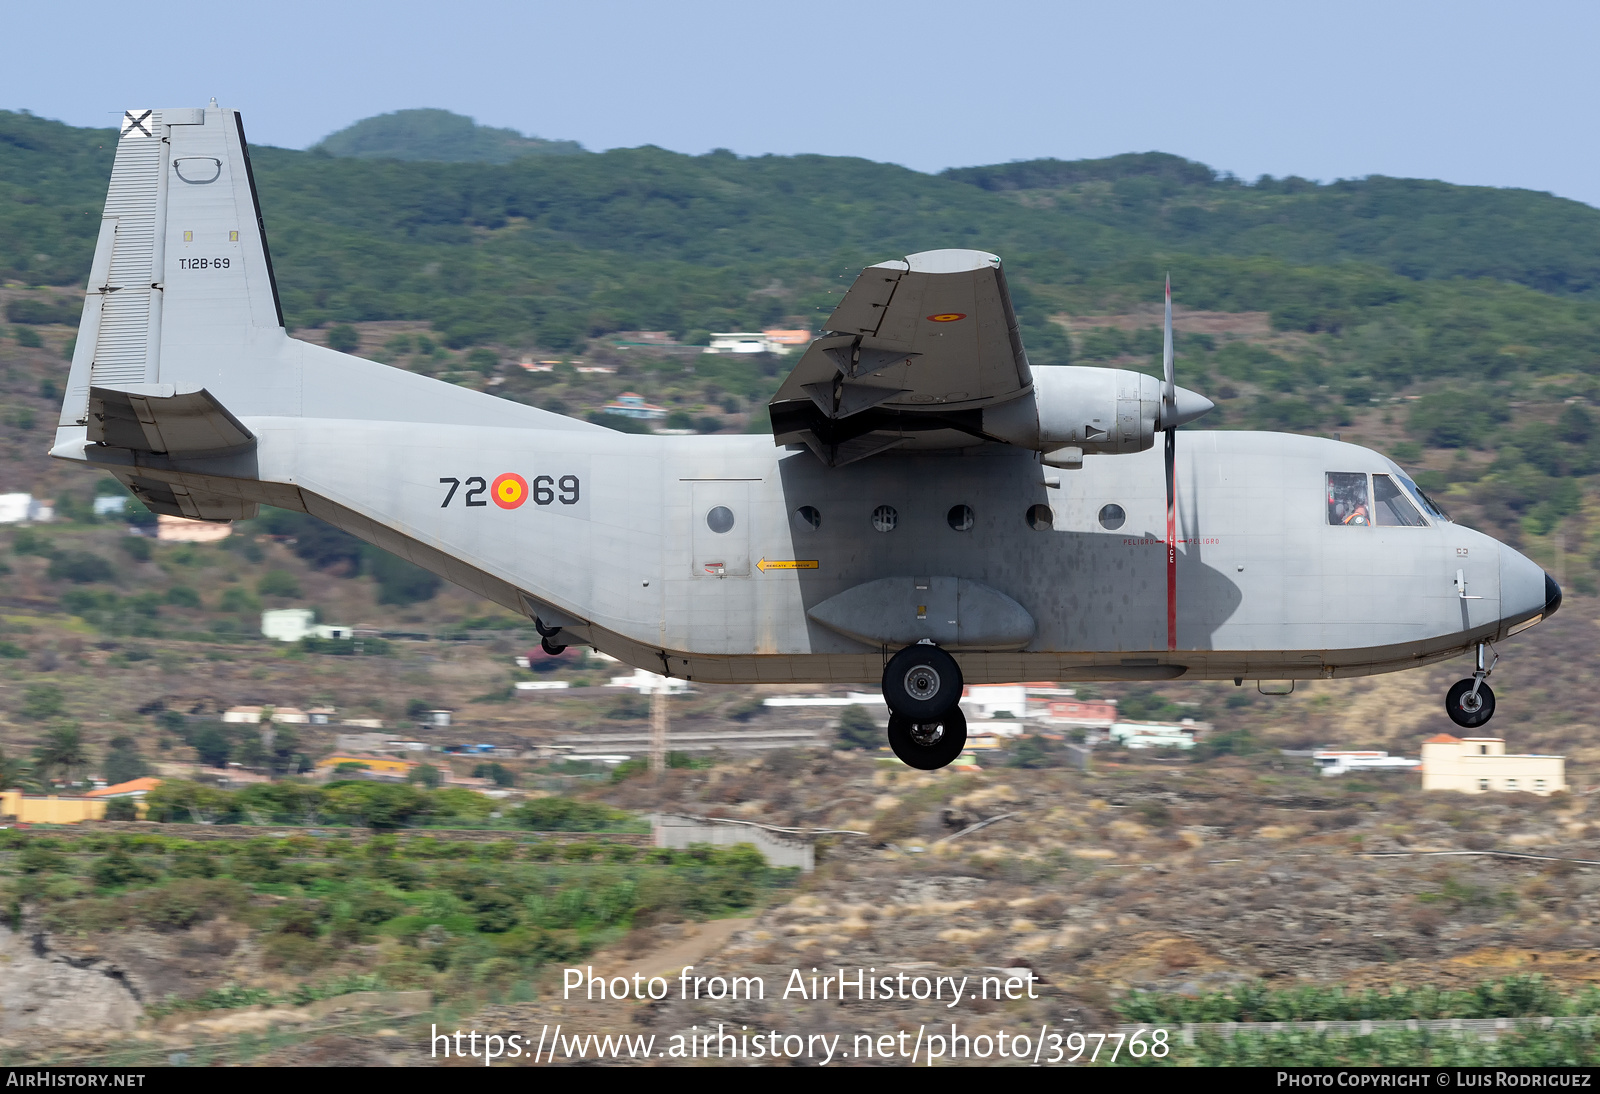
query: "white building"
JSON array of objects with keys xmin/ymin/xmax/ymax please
[
  {"xmin": 1421, "ymin": 734, "xmax": 1567, "ymax": 795},
  {"xmin": 261, "ymin": 609, "xmax": 352, "ymax": 642},
  {"xmin": 1110, "ymin": 722, "xmax": 1198, "ymax": 749},
  {"xmin": 959, "ymin": 684, "xmax": 1030, "ymax": 719},
  {"xmin": 262, "ymin": 609, "xmax": 316, "ymax": 642},
  {"xmin": 1312, "ymin": 750, "xmax": 1422, "ymax": 777},
  {"xmin": 763, "ymin": 691, "xmax": 886, "ymax": 710},
  {"xmin": 608, "ymin": 668, "xmax": 690, "ymax": 695},
  {"xmin": 0, "ymin": 494, "xmax": 52, "ymax": 524},
  {"xmin": 704, "ymin": 332, "xmax": 777, "ymax": 355},
  {"xmin": 156, "ymin": 514, "xmax": 230, "ymax": 542}
]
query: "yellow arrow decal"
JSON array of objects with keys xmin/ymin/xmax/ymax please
[{"xmin": 756, "ymin": 558, "xmax": 819, "ymax": 572}]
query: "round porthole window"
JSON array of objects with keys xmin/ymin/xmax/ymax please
[
  {"xmin": 1098, "ymin": 503, "xmax": 1126, "ymax": 530},
  {"xmin": 947, "ymin": 504, "xmax": 974, "ymax": 532},
  {"xmin": 706, "ymin": 506, "xmax": 735, "ymax": 534},
  {"xmin": 1026, "ymin": 504, "xmax": 1054, "ymax": 531},
  {"xmin": 794, "ymin": 505, "xmax": 821, "ymax": 530},
  {"xmin": 872, "ymin": 505, "xmax": 898, "ymax": 532}
]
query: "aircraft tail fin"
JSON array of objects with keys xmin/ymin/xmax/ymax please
[{"xmin": 60, "ymin": 106, "xmax": 284, "ymax": 430}]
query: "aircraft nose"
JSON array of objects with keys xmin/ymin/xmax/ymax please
[{"xmin": 1545, "ymin": 572, "xmax": 1563, "ymax": 618}]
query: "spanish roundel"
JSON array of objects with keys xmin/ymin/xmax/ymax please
[{"xmin": 491, "ymin": 473, "xmax": 528, "ymax": 509}]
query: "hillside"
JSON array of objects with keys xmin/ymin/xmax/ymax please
[
  {"xmin": 310, "ymin": 108, "xmax": 586, "ymax": 163},
  {"xmin": 7, "ymin": 110, "xmax": 1600, "ymax": 1064}
]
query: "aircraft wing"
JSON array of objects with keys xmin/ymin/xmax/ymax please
[{"xmin": 770, "ymin": 249, "xmax": 1032, "ymax": 465}]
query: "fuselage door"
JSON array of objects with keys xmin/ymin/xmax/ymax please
[{"xmin": 691, "ymin": 481, "xmax": 751, "ymax": 577}]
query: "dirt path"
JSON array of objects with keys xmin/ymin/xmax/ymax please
[{"xmin": 586, "ymin": 917, "xmax": 757, "ymax": 980}]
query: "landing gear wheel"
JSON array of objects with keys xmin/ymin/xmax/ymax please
[
  {"xmin": 882, "ymin": 644, "xmax": 964, "ymax": 721},
  {"xmin": 887, "ymin": 708, "xmax": 968, "ymax": 770},
  {"xmin": 1445, "ymin": 679, "xmax": 1496, "ymax": 729},
  {"xmin": 534, "ymin": 617, "xmax": 562, "ymax": 639},
  {"xmin": 540, "ymin": 637, "xmax": 568, "ymax": 656}
]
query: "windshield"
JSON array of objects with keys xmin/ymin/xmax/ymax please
[{"xmin": 1396, "ymin": 472, "xmax": 1450, "ymax": 522}]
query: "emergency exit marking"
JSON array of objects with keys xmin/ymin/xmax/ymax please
[{"xmin": 756, "ymin": 558, "xmax": 819, "ymax": 572}]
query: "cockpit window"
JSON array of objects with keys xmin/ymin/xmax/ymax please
[
  {"xmin": 1373, "ymin": 474, "xmax": 1428, "ymax": 526},
  {"xmin": 1327, "ymin": 472, "xmax": 1370, "ymax": 526},
  {"xmin": 1397, "ymin": 473, "xmax": 1451, "ymax": 522}
]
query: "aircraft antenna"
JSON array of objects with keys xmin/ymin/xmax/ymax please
[{"xmin": 1164, "ymin": 274, "xmax": 1177, "ymax": 651}]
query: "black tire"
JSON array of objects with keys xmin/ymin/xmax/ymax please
[
  {"xmin": 534, "ymin": 617, "xmax": 562, "ymax": 638},
  {"xmin": 882, "ymin": 644, "xmax": 964, "ymax": 721},
  {"xmin": 1445, "ymin": 679, "xmax": 1496, "ymax": 729},
  {"xmin": 540, "ymin": 637, "xmax": 568, "ymax": 656},
  {"xmin": 887, "ymin": 708, "xmax": 968, "ymax": 770}
]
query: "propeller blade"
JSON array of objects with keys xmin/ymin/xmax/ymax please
[
  {"xmin": 1162, "ymin": 273, "xmax": 1175, "ymax": 421},
  {"xmin": 1164, "ymin": 274, "xmax": 1177, "ymax": 651}
]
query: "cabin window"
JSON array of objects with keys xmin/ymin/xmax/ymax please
[
  {"xmin": 1326, "ymin": 472, "xmax": 1370, "ymax": 526},
  {"xmin": 1373, "ymin": 474, "xmax": 1428, "ymax": 526},
  {"xmin": 947, "ymin": 505, "xmax": 974, "ymax": 532},
  {"xmin": 794, "ymin": 505, "xmax": 821, "ymax": 531},
  {"xmin": 1027, "ymin": 504, "xmax": 1054, "ymax": 531},
  {"xmin": 872, "ymin": 505, "xmax": 898, "ymax": 533},
  {"xmin": 1098, "ymin": 503, "xmax": 1126, "ymax": 530},
  {"xmin": 706, "ymin": 506, "xmax": 735, "ymax": 534}
]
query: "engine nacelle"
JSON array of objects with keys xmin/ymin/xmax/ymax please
[{"xmin": 981, "ymin": 365, "xmax": 1213, "ymax": 457}]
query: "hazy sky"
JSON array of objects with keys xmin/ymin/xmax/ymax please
[{"xmin": 7, "ymin": 1, "xmax": 1599, "ymax": 206}]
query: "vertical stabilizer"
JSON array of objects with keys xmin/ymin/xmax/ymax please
[{"xmin": 60, "ymin": 106, "xmax": 284, "ymax": 429}]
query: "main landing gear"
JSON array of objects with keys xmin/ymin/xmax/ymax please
[
  {"xmin": 1445, "ymin": 642, "xmax": 1497, "ymax": 730},
  {"xmin": 535, "ymin": 617, "xmax": 567, "ymax": 656},
  {"xmin": 882, "ymin": 643, "xmax": 967, "ymax": 769}
]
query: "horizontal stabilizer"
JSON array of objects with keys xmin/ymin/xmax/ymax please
[
  {"xmin": 88, "ymin": 384, "xmax": 254, "ymax": 456},
  {"xmin": 124, "ymin": 475, "xmax": 258, "ymax": 522}
]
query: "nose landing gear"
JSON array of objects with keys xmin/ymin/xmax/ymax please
[
  {"xmin": 881, "ymin": 643, "xmax": 967, "ymax": 769},
  {"xmin": 1445, "ymin": 642, "xmax": 1497, "ymax": 729}
]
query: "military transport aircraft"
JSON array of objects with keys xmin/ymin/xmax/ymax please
[{"xmin": 49, "ymin": 107, "xmax": 1561, "ymax": 768}]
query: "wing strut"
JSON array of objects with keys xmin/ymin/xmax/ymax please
[{"xmin": 1164, "ymin": 275, "xmax": 1177, "ymax": 652}]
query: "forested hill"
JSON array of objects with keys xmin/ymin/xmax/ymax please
[
  {"xmin": 311, "ymin": 108, "xmax": 586, "ymax": 163},
  {"xmin": 3, "ymin": 109, "xmax": 1599, "ymax": 340},
  {"xmin": 942, "ymin": 153, "xmax": 1600, "ymax": 296}
]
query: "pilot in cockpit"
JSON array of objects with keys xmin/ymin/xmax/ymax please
[{"xmin": 1327, "ymin": 472, "xmax": 1371, "ymax": 526}]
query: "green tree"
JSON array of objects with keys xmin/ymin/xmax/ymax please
[
  {"xmin": 47, "ymin": 550, "xmax": 113, "ymax": 583},
  {"xmin": 834, "ymin": 705, "xmax": 881, "ymax": 750},
  {"xmin": 257, "ymin": 569, "xmax": 302, "ymax": 598},
  {"xmin": 365, "ymin": 547, "xmax": 441, "ymax": 605},
  {"xmin": 0, "ymin": 746, "xmax": 31, "ymax": 790},
  {"xmin": 32, "ymin": 724, "xmax": 89, "ymax": 785},
  {"xmin": 408, "ymin": 763, "xmax": 442, "ymax": 789},
  {"xmin": 472, "ymin": 761, "xmax": 515, "ymax": 787},
  {"xmin": 325, "ymin": 324, "xmax": 361, "ymax": 353},
  {"xmin": 102, "ymin": 797, "xmax": 139, "ymax": 821},
  {"xmin": 103, "ymin": 735, "xmax": 150, "ymax": 784},
  {"xmin": 20, "ymin": 684, "xmax": 65, "ymax": 721}
]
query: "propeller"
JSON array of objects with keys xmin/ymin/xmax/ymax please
[{"xmin": 1163, "ymin": 275, "xmax": 1177, "ymax": 652}]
